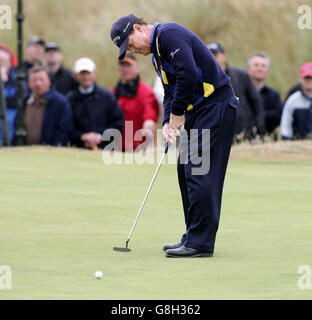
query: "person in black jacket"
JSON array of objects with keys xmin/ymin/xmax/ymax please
[
  {"xmin": 45, "ymin": 42, "xmax": 78, "ymax": 95},
  {"xmin": 207, "ymin": 43, "xmax": 265, "ymax": 141},
  {"xmin": 67, "ymin": 57, "xmax": 124, "ymax": 149},
  {"xmin": 247, "ymin": 52, "xmax": 282, "ymax": 135},
  {"xmin": 22, "ymin": 37, "xmax": 46, "ymax": 82}
]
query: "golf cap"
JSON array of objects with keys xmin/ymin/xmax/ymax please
[
  {"xmin": 74, "ymin": 57, "xmax": 96, "ymax": 73},
  {"xmin": 27, "ymin": 36, "xmax": 45, "ymax": 47},
  {"xmin": 45, "ymin": 42, "xmax": 61, "ymax": 52},
  {"xmin": 300, "ymin": 62, "xmax": 312, "ymax": 78},
  {"xmin": 118, "ymin": 53, "xmax": 137, "ymax": 65},
  {"xmin": 206, "ymin": 42, "xmax": 225, "ymax": 53},
  {"xmin": 110, "ymin": 14, "xmax": 137, "ymax": 60}
]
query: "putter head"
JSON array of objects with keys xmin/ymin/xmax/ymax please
[
  {"xmin": 113, "ymin": 247, "xmax": 131, "ymax": 252},
  {"xmin": 113, "ymin": 239, "xmax": 131, "ymax": 252}
]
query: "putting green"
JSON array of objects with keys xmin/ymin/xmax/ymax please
[{"xmin": 0, "ymin": 145, "xmax": 311, "ymax": 299}]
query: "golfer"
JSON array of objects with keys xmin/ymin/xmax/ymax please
[{"xmin": 111, "ymin": 14, "xmax": 238, "ymax": 258}]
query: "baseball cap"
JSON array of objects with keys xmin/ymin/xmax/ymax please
[
  {"xmin": 45, "ymin": 42, "xmax": 61, "ymax": 52},
  {"xmin": 110, "ymin": 14, "xmax": 137, "ymax": 60},
  {"xmin": 206, "ymin": 42, "xmax": 225, "ymax": 53},
  {"xmin": 74, "ymin": 58, "xmax": 96, "ymax": 73},
  {"xmin": 118, "ymin": 53, "xmax": 137, "ymax": 65},
  {"xmin": 27, "ymin": 36, "xmax": 45, "ymax": 47},
  {"xmin": 300, "ymin": 62, "xmax": 312, "ymax": 78}
]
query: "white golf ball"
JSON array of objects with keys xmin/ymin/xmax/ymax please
[{"xmin": 95, "ymin": 271, "xmax": 103, "ymax": 279}]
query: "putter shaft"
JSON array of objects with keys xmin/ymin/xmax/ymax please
[{"xmin": 126, "ymin": 144, "xmax": 168, "ymax": 245}]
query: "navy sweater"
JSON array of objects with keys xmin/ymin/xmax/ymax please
[{"xmin": 150, "ymin": 23, "xmax": 235, "ymax": 124}]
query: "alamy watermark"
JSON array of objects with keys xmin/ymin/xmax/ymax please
[
  {"xmin": 0, "ymin": 5, "xmax": 12, "ymax": 30},
  {"xmin": 101, "ymin": 122, "xmax": 211, "ymax": 176},
  {"xmin": 297, "ymin": 265, "xmax": 311, "ymax": 290},
  {"xmin": 298, "ymin": 5, "xmax": 312, "ymax": 29},
  {"xmin": 0, "ymin": 265, "xmax": 12, "ymax": 289}
]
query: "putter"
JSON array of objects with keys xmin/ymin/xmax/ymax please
[{"xmin": 113, "ymin": 142, "xmax": 169, "ymax": 252}]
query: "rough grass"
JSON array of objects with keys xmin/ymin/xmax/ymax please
[
  {"xmin": 2, "ymin": 0, "xmax": 312, "ymax": 98},
  {"xmin": 0, "ymin": 143, "xmax": 311, "ymax": 299},
  {"xmin": 231, "ymin": 140, "xmax": 312, "ymax": 161}
]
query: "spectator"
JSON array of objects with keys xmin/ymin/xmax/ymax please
[
  {"xmin": 0, "ymin": 48, "xmax": 18, "ymax": 144},
  {"xmin": 23, "ymin": 37, "xmax": 46, "ymax": 80},
  {"xmin": 280, "ymin": 62, "xmax": 312, "ymax": 140},
  {"xmin": 24, "ymin": 66, "xmax": 73, "ymax": 146},
  {"xmin": 207, "ymin": 42, "xmax": 265, "ymax": 141},
  {"xmin": 112, "ymin": 53, "xmax": 159, "ymax": 151},
  {"xmin": 247, "ymin": 52, "xmax": 282, "ymax": 135},
  {"xmin": 0, "ymin": 44, "xmax": 18, "ymax": 67},
  {"xmin": 45, "ymin": 42, "xmax": 78, "ymax": 95},
  {"xmin": 68, "ymin": 57, "xmax": 124, "ymax": 149},
  {"xmin": 285, "ymin": 83, "xmax": 301, "ymax": 102}
]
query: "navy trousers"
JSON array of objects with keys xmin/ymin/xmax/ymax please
[{"xmin": 178, "ymin": 96, "xmax": 238, "ymax": 253}]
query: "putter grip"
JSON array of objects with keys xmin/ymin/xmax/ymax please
[{"xmin": 164, "ymin": 142, "xmax": 169, "ymax": 154}]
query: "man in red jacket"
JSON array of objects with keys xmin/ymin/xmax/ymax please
[{"xmin": 113, "ymin": 53, "xmax": 159, "ymax": 151}]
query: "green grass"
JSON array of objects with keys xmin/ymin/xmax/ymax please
[{"xmin": 0, "ymin": 147, "xmax": 312, "ymax": 299}]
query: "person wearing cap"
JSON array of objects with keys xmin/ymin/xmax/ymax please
[
  {"xmin": 247, "ymin": 52, "xmax": 282, "ymax": 137},
  {"xmin": 24, "ymin": 66, "xmax": 73, "ymax": 146},
  {"xmin": 68, "ymin": 57, "xmax": 124, "ymax": 150},
  {"xmin": 23, "ymin": 37, "xmax": 46, "ymax": 82},
  {"xmin": 280, "ymin": 62, "xmax": 312, "ymax": 140},
  {"xmin": 111, "ymin": 15, "xmax": 239, "ymax": 258},
  {"xmin": 45, "ymin": 42, "xmax": 78, "ymax": 95},
  {"xmin": 207, "ymin": 42, "xmax": 265, "ymax": 142},
  {"xmin": 112, "ymin": 53, "xmax": 159, "ymax": 151}
]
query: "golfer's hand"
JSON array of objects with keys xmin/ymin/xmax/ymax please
[{"xmin": 163, "ymin": 113, "xmax": 185, "ymax": 144}]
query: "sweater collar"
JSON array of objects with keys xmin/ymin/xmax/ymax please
[{"xmin": 150, "ymin": 22, "xmax": 160, "ymax": 54}]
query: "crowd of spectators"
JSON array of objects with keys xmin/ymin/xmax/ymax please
[
  {"xmin": 0, "ymin": 36, "xmax": 312, "ymax": 149},
  {"xmin": 0, "ymin": 37, "xmax": 159, "ymax": 150},
  {"xmin": 205, "ymin": 42, "xmax": 312, "ymax": 143}
]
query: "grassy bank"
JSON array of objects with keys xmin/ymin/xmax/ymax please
[{"xmin": 1, "ymin": 0, "xmax": 312, "ymax": 98}]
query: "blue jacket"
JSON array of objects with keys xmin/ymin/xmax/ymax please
[
  {"xmin": 4, "ymin": 69, "xmax": 18, "ymax": 109},
  {"xmin": 0, "ymin": 69, "xmax": 18, "ymax": 143},
  {"xmin": 150, "ymin": 23, "xmax": 235, "ymax": 124},
  {"xmin": 24, "ymin": 88, "xmax": 74, "ymax": 146}
]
